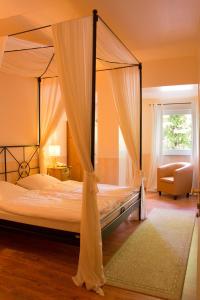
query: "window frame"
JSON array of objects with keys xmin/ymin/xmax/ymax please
[{"xmin": 161, "ymin": 108, "xmax": 192, "ymax": 156}]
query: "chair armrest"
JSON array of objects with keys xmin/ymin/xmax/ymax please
[
  {"xmin": 173, "ymin": 165, "xmax": 193, "ymax": 192},
  {"xmin": 157, "ymin": 163, "xmax": 176, "ymax": 178},
  {"xmin": 174, "ymin": 165, "xmax": 193, "ymax": 181}
]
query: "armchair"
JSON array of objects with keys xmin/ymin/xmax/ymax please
[{"xmin": 157, "ymin": 162, "xmax": 193, "ymax": 199}]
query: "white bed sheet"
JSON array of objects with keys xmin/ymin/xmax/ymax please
[
  {"xmin": 0, "ymin": 187, "xmax": 135, "ymax": 223},
  {"xmin": 0, "ymin": 180, "xmax": 139, "ymax": 233},
  {"xmin": 0, "ymin": 193, "xmax": 139, "ymax": 233}
]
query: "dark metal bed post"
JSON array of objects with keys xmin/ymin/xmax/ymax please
[
  {"xmin": 91, "ymin": 9, "xmax": 98, "ymax": 168},
  {"xmin": 139, "ymin": 63, "xmax": 143, "ymax": 220},
  {"xmin": 37, "ymin": 77, "xmax": 41, "ymax": 145},
  {"xmin": 139, "ymin": 63, "xmax": 142, "ymax": 170},
  {"xmin": 4, "ymin": 148, "xmax": 7, "ymax": 181}
]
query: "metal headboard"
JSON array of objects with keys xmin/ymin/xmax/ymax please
[{"xmin": 0, "ymin": 145, "xmax": 39, "ymax": 182}]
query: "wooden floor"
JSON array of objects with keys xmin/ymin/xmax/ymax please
[{"xmin": 0, "ymin": 193, "xmax": 197, "ymax": 300}]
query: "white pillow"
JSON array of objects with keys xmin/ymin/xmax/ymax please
[
  {"xmin": 17, "ymin": 174, "xmax": 60, "ymax": 190},
  {"xmin": 0, "ymin": 181, "xmax": 27, "ymax": 199}
]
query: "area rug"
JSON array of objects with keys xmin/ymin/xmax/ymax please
[{"xmin": 105, "ymin": 208, "xmax": 196, "ymax": 300}]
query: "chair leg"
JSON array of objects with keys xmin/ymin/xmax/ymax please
[
  {"xmin": 174, "ymin": 195, "xmax": 177, "ymax": 200},
  {"xmin": 186, "ymin": 193, "xmax": 189, "ymax": 198},
  {"xmin": 159, "ymin": 191, "xmax": 161, "ymax": 196}
]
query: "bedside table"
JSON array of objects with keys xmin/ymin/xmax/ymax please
[{"xmin": 47, "ymin": 166, "xmax": 70, "ymax": 181}]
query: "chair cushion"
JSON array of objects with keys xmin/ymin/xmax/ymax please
[{"xmin": 160, "ymin": 177, "xmax": 174, "ymax": 184}]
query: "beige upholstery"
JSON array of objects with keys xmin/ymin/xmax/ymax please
[{"xmin": 157, "ymin": 162, "xmax": 193, "ymax": 199}]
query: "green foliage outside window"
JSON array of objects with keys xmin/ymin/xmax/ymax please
[{"xmin": 163, "ymin": 114, "xmax": 192, "ymax": 151}]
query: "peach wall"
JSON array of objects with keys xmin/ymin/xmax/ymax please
[
  {"xmin": 0, "ymin": 73, "xmax": 67, "ymax": 165},
  {"xmin": 96, "ymin": 71, "xmax": 119, "ymax": 184},
  {"xmin": 0, "ymin": 73, "xmax": 38, "ymax": 145},
  {"xmin": 143, "ymin": 56, "xmax": 198, "ymax": 88}
]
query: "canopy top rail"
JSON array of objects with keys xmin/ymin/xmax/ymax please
[
  {"xmin": 8, "ymin": 24, "xmax": 51, "ymax": 37},
  {"xmin": 4, "ymin": 47, "xmax": 140, "ymax": 72},
  {"xmin": 149, "ymin": 102, "xmax": 192, "ymax": 106},
  {"xmin": 4, "ymin": 45, "xmax": 138, "ymax": 68},
  {"xmin": 4, "ymin": 45, "xmax": 53, "ymax": 53},
  {"xmin": 7, "ymin": 9, "xmax": 140, "ymax": 65},
  {"xmin": 97, "ymin": 57, "xmax": 138, "ymax": 66},
  {"xmin": 40, "ymin": 62, "xmax": 139, "ymax": 79},
  {"xmin": 97, "ymin": 64, "xmax": 138, "ymax": 72}
]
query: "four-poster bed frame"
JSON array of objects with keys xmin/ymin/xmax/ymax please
[{"xmin": 0, "ymin": 10, "xmax": 143, "ymax": 242}]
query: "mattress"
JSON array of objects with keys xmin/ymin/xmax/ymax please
[
  {"xmin": 0, "ymin": 181, "xmax": 140, "ymax": 233},
  {"xmin": 0, "ymin": 192, "xmax": 139, "ymax": 233}
]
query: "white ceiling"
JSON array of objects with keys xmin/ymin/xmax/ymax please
[
  {"xmin": 143, "ymin": 84, "xmax": 198, "ymax": 100},
  {"xmin": 0, "ymin": 0, "xmax": 199, "ymax": 62}
]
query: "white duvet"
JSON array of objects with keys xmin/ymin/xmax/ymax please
[
  {"xmin": 44, "ymin": 180, "xmax": 136, "ymax": 195},
  {"xmin": 0, "ymin": 182, "xmax": 134, "ymax": 223},
  {"xmin": 16, "ymin": 174, "xmax": 137, "ymax": 195}
]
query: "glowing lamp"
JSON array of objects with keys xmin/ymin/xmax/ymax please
[
  {"xmin": 48, "ymin": 145, "xmax": 61, "ymax": 157},
  {"xmin": 48, "ymin": 145, "xmax": 61, "ymax": 167}
]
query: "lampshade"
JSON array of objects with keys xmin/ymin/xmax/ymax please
[{"xmin": 48, "ymin": 145, "xmax": 61, "ymax": 157}]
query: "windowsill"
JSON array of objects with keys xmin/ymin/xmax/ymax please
[{"xmin": 162, "ymin": 152, "xmax": 192, "ymax": 156}]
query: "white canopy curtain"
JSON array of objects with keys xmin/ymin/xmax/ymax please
[
  {"xmin": 1, "ymin": 37, "xmax": 55, "ymax": 78},
  {"xmin": 109, "ymin": 67, "xmax": 146, "ymax": 220},
  {"xmin": 39, "ymin": 77, "xmax": 64, "ymax": 173},
  {"xmin": 147, "ymin": 104, "xmax": 163, "ymax": 191},
  {"xmin": 118, "ymin": 128, "xmax": 133, "ymax": 186},
  {"xmin": 97, "ymin": 18, "xmax": 138, "ymax": 65},
  {"xmin": 191, "ymin": 97, "xmax": 199, "ymax": 188},
  {"xmin": 52, "ymin": 16, "xmax": 105, "ymax": 295}
]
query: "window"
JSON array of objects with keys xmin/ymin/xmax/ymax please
[{"xmin": 162, "ymin": 109, "xmax": 192, "ymax": 155}]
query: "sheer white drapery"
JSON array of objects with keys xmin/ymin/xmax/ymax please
[
  {"xmin": 52, "ymin": 16, "xmax": 105, "ymax": 295},
  {"xmin": 0, "ymin": 36, "xmax": 7, "ymax": 66},
  {"xmin": 147, "ymin": 104, "xmax": 163, "ymax": 191},
  {"xmin": 97, "ymin": 19, "xmax": 138, "ymax": 65},
  {"xmin": 40, "ymin": 78, "xmax": 64, "ymax": 173},
  {"xmin": 109, "ymin": 68, "xmax": 140, "ymax": 172},
  {"xmin": 109, "ymin": 67, "xmax": 146, "ymax": 220},
  {"xmin": 191, "ymin": 97, "xmax": 199, "ymax": 188},
  {"xmin": 0, "ymin": 37, "xmax": 56, "ymax": 78},
  {"xmin": 118, "ymin": 128, "xmax": 133, "ymax": 186}
]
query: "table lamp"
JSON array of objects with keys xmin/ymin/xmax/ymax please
[{"xmin": 48, "ymin": 145, "xmax": 61, "ymax": 167}]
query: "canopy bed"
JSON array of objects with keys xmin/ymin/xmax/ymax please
[
  {"xmin": 0, "ymin": 10, "xmax": 145, "ymax": 295},
  {"xmin": 0, "ymin": 178, "xmax": 139, "ymax": 236}
]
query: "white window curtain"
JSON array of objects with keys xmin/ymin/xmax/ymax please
[
  {"xmin": 191, "ymin": 97, "xmax": 199, "ymax": 188},
  {"xmin": 109, "ymin": 67, "xmax": 146, "ymax": 220},
  {"xmin": 52, "ymin": 17, "xmax": 104, "ymax": 295},
  {"xmin": 0, "ymin": 36, "xmax": 7, "ymax": 66},
  {"xmin": 40, "ymin": 78, "xmax": 64, "ymax": 173},
  {"xmin": 147, "ymin": 104, "xmax": 163, "ymax": 191}
]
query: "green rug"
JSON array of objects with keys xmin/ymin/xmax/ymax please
[{"xmin": 105, "ymin": 208, "xmax": 196, "ymax": 300}]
